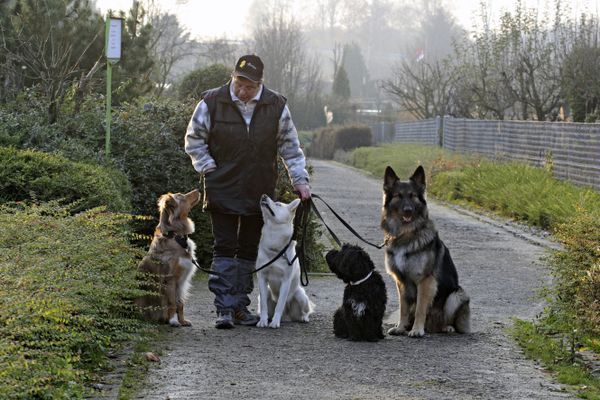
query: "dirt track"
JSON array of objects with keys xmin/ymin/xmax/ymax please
[{"xmin": 131, "ymin": 159, "xmax": 572, "ymax": 400}]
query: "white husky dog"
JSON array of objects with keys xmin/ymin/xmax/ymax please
[{"xmin": 256, "ymin": 194, "xmax": 314, "ymax": 328}]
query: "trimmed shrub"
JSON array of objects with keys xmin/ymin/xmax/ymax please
[
  {"xmin": 309, "ymin": 126, "xmax": 333, "ymax": 159},
  {"xmin": 309, "ymin": 124, "xmax": 372, "ymax": 159},
  {"xmin": 0, "ymin": 203, "xmax": 148, "ymax": 399},
  {"xmin": 0, "ymin": 147, "xmax": 131, "ymax": 212},
  {"xmin": 178, "ymin": 64, "xmax": 231, "ymax": 101}
]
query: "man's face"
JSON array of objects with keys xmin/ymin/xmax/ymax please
[{"xmin": 232, "ymin": 75, "xmax": 260, "ymax": 103}]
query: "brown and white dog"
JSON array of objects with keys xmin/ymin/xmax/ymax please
[{"xmin": 135, "ymin": 189, "xmax": 200, "ymax": 327}]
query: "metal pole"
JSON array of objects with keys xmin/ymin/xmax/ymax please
[
  {"xmin": 106, "ymin": 62, "xmax": 113, "ymax": 160},
  {"xmin": 105, "ymin": 16, "xmax": 111, "ymax": 161}
]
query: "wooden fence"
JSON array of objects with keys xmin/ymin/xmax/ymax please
[{"xmin": 369, "ymin": 117, "xmax": 600, "ymax": 191}]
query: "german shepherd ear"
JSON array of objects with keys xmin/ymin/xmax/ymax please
[
  {"xmin": 410, "ymin": 165, "xmax": 426, "ymax": 188},
  {"xmin": 384, "ymin": 166, "xmax": 398, "ymax": 190}
]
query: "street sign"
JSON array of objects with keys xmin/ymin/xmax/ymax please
[
  {"xmin": 104, "ymin": 16, "xmax": 123, "ymax": 160},
  {"xmin": 106, "ymin": 17, "xmax": 122, "ymax": 61}
]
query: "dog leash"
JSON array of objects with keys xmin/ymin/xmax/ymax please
[
  {"xmin": 252, "ymin": 237, "xmax": 297, "ymax": 274},
  {"xmin": 171, "ymin": 193, "xmax": 381, "ymax": 286},
  {"xmin": 189, "ymin": 237, "xmax": 297, "ymax": 278},
  {"xmin": 293, "ymin": 199, "xmax": 311, "ymax": 286},
  {"xmin": 309, "ymin": 194, "xmax": 385, "ymax": 250},
  {"xmin": 191, "ymin": 204, "xmax": 308, "ymax": 285}
]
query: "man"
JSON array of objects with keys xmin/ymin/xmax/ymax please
[{"xmin": 184, "ymin": 54, "xmax": 311, "ymax": 329}]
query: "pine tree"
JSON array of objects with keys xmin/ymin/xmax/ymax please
[{"xmin": 332, "ymin": 66, "xmax": 350, "ymax": 101}]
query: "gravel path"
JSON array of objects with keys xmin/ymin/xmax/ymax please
[{"xmin": 133, "ymin": 159, "xmax": 571, "ymax": 400}]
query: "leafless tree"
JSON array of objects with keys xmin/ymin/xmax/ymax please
[
  {"xmin": 313, "ymin": 0, "xmax": 343, "ymax": 31},
  {"xmin": 0, "ymin": 15, "xmax": 102, "ymax": 122},
  {"xmin": 198, "ymin": 38, "xmax": 239, "ymax": 67},
  {"xmin": 149, "ymin": 13, "xmax": 193, "ymax": 97},
  {"xmin": 139, "ymin": 1, "xmax": 196, "ymax": 97},
  {"xmin": 498, "ymin": 5, "xmax": 564, "ymax": 120},
  {"xmin": 451, "ymin": 19, "xmax": 515, "ymax": 119},
  {"xmin": 250, "ymin": 0, "xmax": 324, "ymax": 127},
  {"xmin": 251, "ymin": 4, "xmax": 308, "ymax": 104},
  {"xmin": 381, "ymin": 58, "xmax": 456, "ymax": 119}
]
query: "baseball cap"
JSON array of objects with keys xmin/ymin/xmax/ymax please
[{"xmin": 233, "ymin": 54, "xmax": 264, "ymax": 83}]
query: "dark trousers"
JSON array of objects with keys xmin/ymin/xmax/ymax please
[
  {"xmin": 209, "ymin": 212, "xmax": 263, "ymax": 261},
  {"xmin": 208, "ymin": 212, "xmax": 263, "ymax": 312}
]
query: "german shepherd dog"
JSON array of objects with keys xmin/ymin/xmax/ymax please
[
  {"xmin": 381, "ymin": 166, "xmax": 470, "ymax": 337},
  {"xmin": 135, "ymin": 189, "xmax": 200, "ymax": 327}
]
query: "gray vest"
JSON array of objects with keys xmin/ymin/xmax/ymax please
[{"xmin": 202, "ymin": 83, "xmax": 287, "ymax": 215}]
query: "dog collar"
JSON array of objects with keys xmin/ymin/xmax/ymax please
[
  {"xmin": 350, "ymin": 271, "xmax": 373, "ymax": 286},
  {"xmin": 163, "ymin": 231, "xmax": 188, "ymax": 249}
]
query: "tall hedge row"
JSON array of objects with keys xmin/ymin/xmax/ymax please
[{"xmin": 309, "ymin": 124, "xmax": 372, "ymax": 159}]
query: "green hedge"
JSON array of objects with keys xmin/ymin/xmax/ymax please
[
  {"xmin": 549, "ymin": 207, "xmax": 600, "ymax": 336},
  {"xmin": 0, "ymin": 147, "xmax": 131, "ymax": 213},
  {"xmin": 178, "ymin": 64, "xmax": 231, "ymax": 101},
  {"xmin": 0, "ymin": 203, "xmax": 148, "ymax": 399},
  {"xmin": 309, "ymin": 124, "xmax": 372, "ymax": 159}
]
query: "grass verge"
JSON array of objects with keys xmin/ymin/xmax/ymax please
[{"xmin": 512, "ymin": 319, "xmax": 600, "ymax": 399}]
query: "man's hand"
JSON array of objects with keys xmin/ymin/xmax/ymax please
[{"xmin": 293, "ymin": 183, "xmax": 311, "ymax": 201}]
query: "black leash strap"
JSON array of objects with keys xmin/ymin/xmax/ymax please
[
  {"xmin": 310, "ymin": 194, "xmax": 385, "ymax": 250},
  {"xmin": 307, "ymin": 197, "xmax": 341, "ymax": 247},
  {"xmin": 253, "ymin": 237, "xmax": 295, "ymax": 274},
  {"xmin": 293, "ymin": 199, "xmax": 311, "ymax": 286},
  {"xmin": 191, "ymin": 259, "xmax": 228, "ymax": 277},
  {"xmin": 191, "ymin": 238, "xmax": 294, "ymax": 277}
]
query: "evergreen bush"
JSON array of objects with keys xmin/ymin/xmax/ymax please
[
  {"xmin": 178, "ymin": 64, "xmax": 231, "ymax": 101},
  {"xmin": 0, "ymin": 147, "xmax": 131, "ymax": 213},
  {"xmin": 0, "ymin": 203, "xmax": 148, "ymax": 399}
]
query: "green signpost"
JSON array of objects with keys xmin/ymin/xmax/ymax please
[{"xmin": 104, "ymin": 16, "xmax": 122, "ymax": 161}]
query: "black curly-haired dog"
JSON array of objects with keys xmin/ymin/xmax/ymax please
[{"xmin": 326, "ymin": 244, "xmax": 387, "ymax": 342}]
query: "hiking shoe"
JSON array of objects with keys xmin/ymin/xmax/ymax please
[
  {"xmin": 215, "ymin": 310, "xmax": 234, "ymax": 329},
  {"xmin": 234, "ymin": 308, "xmax": 260, "ymax": 326}
]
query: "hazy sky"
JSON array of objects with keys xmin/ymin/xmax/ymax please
[{"xmin": 95, "ymin": 0, "xmax": 600, "ymax": 40}]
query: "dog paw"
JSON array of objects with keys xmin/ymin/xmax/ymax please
[
  {"xmin": 256, "ymin": 319, "xmax": 269, "ymax": 328},
  {"xmin": 442, "ymin": 325, "xmax": 455, "ymax": 333},
  {"xmin": 301, "ymin": 315, "xmax": 310, "ymax": 323},
  {"xmin": 169, "ymin": 320, "xmax": 181, "ymax": 328},
  {"xmin": 180, "ymin": 320, "xmax": 192, "ymax": 327},
  {"xmin": 387, "ymin": 326, "xmax": 407, "ymax": 336},
  {"xmin": 268, "ymin": 319, "xmax": 281, "ymax": 329},
  {"xmin": 407, "ymin": 328, "xmax": 425, "ymax": 338}
]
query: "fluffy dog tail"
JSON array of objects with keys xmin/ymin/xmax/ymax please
[{"xmin": 445, "ymin": 288, "xmax": 471, "ymax": 334}]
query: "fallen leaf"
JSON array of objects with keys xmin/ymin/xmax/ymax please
[{"xmin": 145, "ymin": 352, "xmax": 160, "ymax": 362}]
